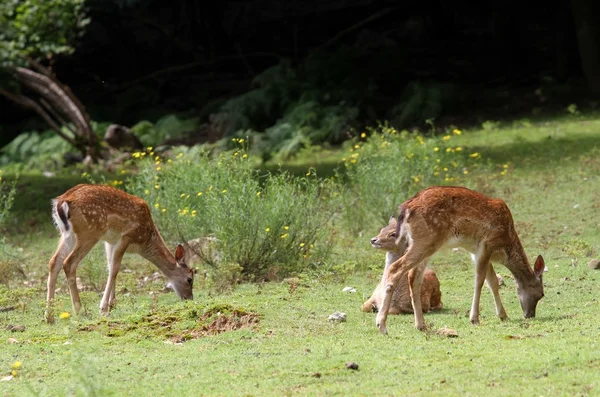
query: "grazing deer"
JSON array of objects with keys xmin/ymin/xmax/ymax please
[
  {"xmin": 362, "ymin": 216, "xmax": 442, "ymax": 314},
  {"xmin": 46, "ymin": 184, "xmax": 194, "ymax": 323},
  {"xmin": 376, "ymin": 186, "xmax": 545, "ymax": 334}
]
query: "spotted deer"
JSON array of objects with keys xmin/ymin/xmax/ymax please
[
  {"xmin": 362, "ymin": 216, "xmax": 442, "ymax": 314},
  {"xmin": 376, "ymin": 186, "xmax": 545, "ymax": 334},
  {"xmin": 46, "ymin": 184, "xmax": 194, "ymax": 323}
]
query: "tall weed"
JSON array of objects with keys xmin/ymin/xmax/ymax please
[
  {"xmin": 340, "ymin": 125, "xmax": 483, "ymax": 234},
  {"xmin": 127, "ymin": 143, "xmax": 339, "ymax": 281}
]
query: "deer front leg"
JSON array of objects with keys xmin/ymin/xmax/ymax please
[
  {"xmin": 100, "ymin": 238, "xmax": 129, "ymax": 315},
  {"xmin": 470, "ymin": 252, "xmax": 492, "ymax": 325},
  {"xmin": 485, "ymin": 263, "xmax": 508, "ymax": 321}
]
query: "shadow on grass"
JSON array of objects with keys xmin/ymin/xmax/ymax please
[{"xmin": 472, "ymin": 133, "xmax": 600, "ymax": 170}]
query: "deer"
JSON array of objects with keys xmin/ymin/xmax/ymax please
[
  {"xmin": 362, "ymin": 216, "xmax": 442, "ymax": 314},
  {"xmin": 375, "ymin": 186, "xmax": 545, "ymax": 334},
  {"xmin": 45, "ymin": 184, "xmax": 194, "ymax": 323}
]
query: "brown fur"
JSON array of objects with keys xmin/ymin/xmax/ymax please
[
  {"xmin": 45, "ymin": 184, "xmax": 194, "ymax": 323},
  {"xmin": 362, "ymin": 217, "xmax": 442, "ymax": 314},
  {"xmin": 376, "ymin": 186, "xmax": 546, "ymax": 334}
]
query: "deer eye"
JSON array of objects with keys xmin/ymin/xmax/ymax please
[
  {"xmin": 187, "ymin": 277, "xmax": 193, "ymax": 285},
  {"xmin": 390, "ymin": 233, "xmax": 396, "ymax": 238}
]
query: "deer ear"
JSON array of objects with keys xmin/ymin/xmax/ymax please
[
  {"xmin": 533, "ymin": 255, "xmax": 545, "ymax": 277},
  {"xmin": 175, "ymin": 244, "xmax": 186, "ymax": 266}
]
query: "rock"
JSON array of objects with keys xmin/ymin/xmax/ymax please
[
  {"xmin": 342, "ymin": 287, "xmax": 357, "ymax": 293},
  {"xmin": 328, "ymin": 312, "xmax": 347, "ymax": 322},
  {"xmin": 1, "ymin": 375, "xmax": 13, "ymax": 382},
  {"xmin": 345, "ymin": 362, "xmax": 359, "ymax": 370},
  {"xmin": 436, "ymin": 327, "xmax": 458, "ymax": 338},
  {"xmin": 588, "ymin": 259, "xmax": 600, "ymax": 270},
  {"xmin": 7, "ymin": 338, "xmax": 19, "ymax": 344},
  {"xmin": 573, "ymin": 204, "xmax": 580, "ymax": 209}
]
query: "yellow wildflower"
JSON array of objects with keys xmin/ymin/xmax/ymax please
[
  {"xmin": 442, "ymin": 135, "xmax": 451, "ymax": 141},
  {"xmin": 242, "ymin": 154, "xmax": 248, "ymax": 159},
  {"xmin": 256, "ymin": 192, "xmax": 261, "ymax": 196},
  {"xmin": 144, "ymin": 189, "xmax": 150, "ymax": 195},
  {"xmin": 161, "ymin": 208, "xmax": 166, "ymax": 213},
  {"xmin": 453, "ymin": 129, "xmax": 462, "ymax": 135},
  {"xmin": 360, "ymin": 132, "xmax": 366, "ymax": 139},
  {"xmin": 280, "ymin": 233, "xmax": 288, "ymax": 239},
  {"xmin": 180, "ymin": 193, "xmax": 186, "ymax": 198},
  {"xmin": 146, "ymin": 146, "xmax": 153, "ymax": 151},
  {"xmin": 154, "ymin": 203, "xmax": 160, "ymax": 209},
  {"xmin": 455, "ymin": 147, "xmax": 462, "ymax": 151},
  {"xmin": 300, "ymin": 243, "xmax": 305, "ymax": 247},
  {"xmin": 463, "ymin": 170, "xmax": 469, "ymax": 175},
  {"xmin": 197, "ymin": 192, "xmax": 203, "ymax": 196},
  {"xmin": 191, "ymin": 210, "xmax": 197, "ymax": 217},
  {"xmin": 469, "ymin": 152, "xmax": 480, "ymax": 158},
  {"xmin": 59, "ymin": 312, "xmax": 70, "ymax": 320},
  {"xmin": 11, "ymin": 370, "xmax": 17, "ymax": 377},
  {"xmin": 11, "ymin": 361, "xmax": 22, "ymax": 370},
  {"xmin": 433, "ymin": 147, "xmax": 439, "ymax": 152},
  {"xmin": 284, "ymin": 226, "xmax": 289, "ymax": 230},
  {"xmin": 154, "ymin": 184, "xmax": 160, "ymax": 189},
  {"xmin": 265, "ymin": 228, "xmax": 270, "ymax": 232}
]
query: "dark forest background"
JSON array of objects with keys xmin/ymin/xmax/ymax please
[{"xmin": 1, "ymin": 0, "xmax": 599, "ymax": 156}]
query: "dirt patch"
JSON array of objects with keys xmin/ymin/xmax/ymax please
[
  {"xmin": 77, "ymin": 303, "xmax": 260, "ymax": 342},
  {"xmin": 171, "ymin": 307, "xmax": 260, "ymax": 343}
]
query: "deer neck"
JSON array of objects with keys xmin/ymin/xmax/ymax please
[
  {"xmin": 385, "ymin": 251, "xmax": 402, "ymax": 270},
  {"xmin": 141, "ymin": 230, "xmax": 178, "ymax": 276},
  {"xmin": 503, "ymin": 239, "xmax": 536, "ymax": 285}
]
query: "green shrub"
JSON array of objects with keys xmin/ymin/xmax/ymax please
[
  {"xmin": 127, "ymin": 143, "xmax": 339, "ymax": 281},
  {"xmin": 339, "ymin": 125, "xmax": 483, "ymax": 234},
  {"xmin": 130, "ymin": 114, "xmax": 200, "ymax": 147},
  {"xmin": 0, "ymin": 130, "xmax": 72, "ymax": 170}
]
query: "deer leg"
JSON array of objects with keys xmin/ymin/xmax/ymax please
[
  {"xmin": 100, "ymin": 238, "xmax": 129, "ymax": 315},
  {"xmin": 485, "ymin": 263, "xmax": 508, "ymax": 321},
  {"xmin": 377, "ymin": 248, "xmax": 432, "ymax": 334},
  {"xmin": 62, "ymin": 238, "xmax": 97, "ymax": 316},
  {"xmin": 45, "ymin": 235, "xmax": 74, "ymax": 323},
  {"xmin": 470, "ymin": 251, "xmax": 492, "ymax": 325}
]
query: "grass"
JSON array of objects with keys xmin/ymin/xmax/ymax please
[{"xmin": 2, "ymin": 114, "xmax": 600, "ymax": 395}]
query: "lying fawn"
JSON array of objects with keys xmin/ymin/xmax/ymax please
[
  {"xmin": 46, "ymin": 184, "xmax": 194, "ymax": 323},
  {"xmin": 362, "ymin": 216, "xmax": 442, "ymax": 314},
  {"xmin": 376, "ymin": 186, "xmax": 545, "ymax": 334}
]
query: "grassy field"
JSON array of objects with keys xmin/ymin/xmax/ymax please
[{"xmin": 1, "ymin": 115, "xmax": 600, "ymax": 396}]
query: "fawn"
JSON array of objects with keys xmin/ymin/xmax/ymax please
[
  {"xmin": 46, "ymin": 184, "xmax": 194, "ymax": 323},
  {"xmin": 362, "ymin": 216, "xmax": 442, "ymax": 314},
  {"xmin": 376, "ymin": 186, "xmax": 545, "ymax": 334}
]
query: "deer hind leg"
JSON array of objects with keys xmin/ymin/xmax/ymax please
[
  {"xmin": 62, "ymin": 238, "xmax": 97, "ymax": 316},
  {"xmin": 376, "ymin": 247, "xmax": 434, "ymax": 334},
  {"xmin": 45, "ymin": 234, "xmax": 75, "ymax": 323},
  {"xmin": 470, "ymin": 250, "xmax": 492, "ymax": 325},
  {"xmin": 99, "ymin": 237, "xmax": 129, "ymax": 315},
  {"xmin": 485, "ymin": 263, "xmax": 508, "ymax": 321}
]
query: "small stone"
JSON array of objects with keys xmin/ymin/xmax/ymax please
[
  {"xmin": 588, "ymin": 259, "xmax": 600, "ymax": 270},
  {"xmin": 1, "ymin": 375, "xmax": 13, "ymax": 382},
  {"xmin": 8, "ymin": 338, "xmax": 19, "ymax": 344},
  {"xmin": 345, "ymin": 362, "xmax": 359, "ymax": 370},
  {"xmin": 573, "ymin": 204, "xmax": 580, "ymax": 209},
  {"xmin": 342, "ymin": 287, "xmax": 357, "ymax": 293},
  {"xmin": 436, "ymin": 327, "xmax": 458, "ymax": 338},
  {"xmin": 328, "ymin": 312, "xmax": 347, "ymax": 322}
]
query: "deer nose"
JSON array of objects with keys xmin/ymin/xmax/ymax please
[{"xmin": 370, "ymin": 238, "xmax": 377, "ymax": 244}]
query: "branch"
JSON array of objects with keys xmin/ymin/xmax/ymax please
[
  {"xmin": 40, "ymin": 98, "xmax": 77, "ymax": 136},
  {"xmin": 315, "ymin": 7, "xmax": 398, "ymax": 52},
  {"xmin": 111, "ymin": 52, "xmax": 281, "ymax": 92},
  {"xmin": 0, "ymin": 88, "xmax": 79, "ymax": 148}
]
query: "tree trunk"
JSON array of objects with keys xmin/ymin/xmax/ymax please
[
  {"xmin": 571, "ymin": 0, "xmax": 600, "ymax": 94},
  {"xmin": 0, "ymin": 64, "xmax": 102, "ymax": 162}
]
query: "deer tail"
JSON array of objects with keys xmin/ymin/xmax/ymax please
[{"xmin": 52, "ymin": 199, "xmax": 71, "ymax": 234}]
